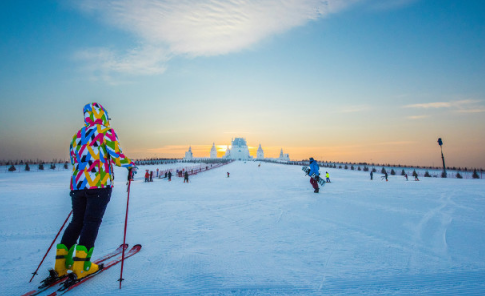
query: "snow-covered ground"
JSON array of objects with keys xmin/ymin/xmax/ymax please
[{"xmin": 1, "ymin": 161, "xmax": 485, "ymax": 295}]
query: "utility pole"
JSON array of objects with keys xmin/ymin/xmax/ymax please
[{"xmin": 437, "ymin": 138, "xmax": 446, "ymax": 178}]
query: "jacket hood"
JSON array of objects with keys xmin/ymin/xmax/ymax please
[{"xmin": 83, "ymin": 102, "xmax": 110, "ymax": 127}]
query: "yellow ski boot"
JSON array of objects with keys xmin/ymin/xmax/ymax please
[
  {"xmin": 54, "ymin": 244, "xmax": 70, "ymax": 278},
  {"xmin": 40, "ymin": 244, "xmax": 73, "ymax": 288},
  {"xmin": 71, "ymin": 245, "xmax": 102, "ymax": 280}
]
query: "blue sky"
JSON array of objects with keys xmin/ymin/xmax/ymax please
[{"xmin": 1, "ymin": 0, "xmax": 484, "ymax": 168}]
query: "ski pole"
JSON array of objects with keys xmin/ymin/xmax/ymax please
[
  {"xmin": 119, "ymin": 168, "xmax": 133, "ymax": 289},
  {"xmin": 29, "ymin": 210, "xmax": 73, "ymax": 282}
]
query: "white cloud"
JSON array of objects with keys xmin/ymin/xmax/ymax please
[
  {"xmin": 74, "ymin": 45, "xmax": 169, "ymax": 77},
  {"xmin": 404, "ymin": 102, "xmax": 453, "ymax": 109},
  {"xmin": 404, "ymin": 100, "xmax": 482, "ymax": 109},
  {"xmin": 71, "ymin": 0, "xmax": 361, "ymax": 78},
  {"xmin": 403, "ymin": 99, "xmax": 485, "ymax": 114}
]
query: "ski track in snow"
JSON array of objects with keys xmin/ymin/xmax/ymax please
[{"xmin": 1, "ymin": 162, "xmax": 485, "ymax": 295}]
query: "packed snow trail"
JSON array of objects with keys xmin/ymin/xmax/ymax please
[{"xmin": 1, "ymin": 162, "xmax": 485, "ymax": 295}]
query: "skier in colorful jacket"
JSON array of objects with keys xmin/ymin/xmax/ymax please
[
  {"xmin": 308, "ymin": 157, "xmax": 320, "ymax": 193},
  {"xmin": 69, "ymin": 102, "xmax": 135, "ymax": 190},
  {"xmin": 50, "ymin": 103, "xmax": 136, "ymax": 283}
]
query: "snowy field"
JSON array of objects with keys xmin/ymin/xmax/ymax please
[{"xmin": 1, "ymin": 161, "xmax": 485, "ymax": 295}]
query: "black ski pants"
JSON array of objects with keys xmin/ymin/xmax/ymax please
[{"xmin": 61, "ymin": 187, "xmax": 111, "ymax": 250}]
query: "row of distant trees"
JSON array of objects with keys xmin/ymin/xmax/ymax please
[
  {"xmin": 2, "ymin": 158, "xmax": 183, "ymax": 172},
  {"xmin": 3, "ymin": 158, "xmax": 483, "ymax": 179},
  {"xmin": 374, "ymin": 167, "xmax": 481, "ymax": 179},
  {"xmin": 3, "ymin": 157, "xmax": 233, "ymax": 172},
  {"xmin": 0, "ymin": 159, "xmax": 68, "ymax": 166},
  {"xmin": 179, "ymin": 159, "xmax": 232, "ymax": 164},
  {"xmin": 1, "ymin": 158, "xmax": 184, "ymax": 166},
  {"xmin": 4, "ymin": 161, "xmax": 70, "ymax": 172},
  {"xmin": 296, "ymin": 160, "xmax": 482, "ymax": 173},
  {"xmin": 288, "ymin": 160, "xmax": 483, "ymax": 179},
  {"xmin": 134, "ymin": 158, "xmax": 180, "ymax": 165}
]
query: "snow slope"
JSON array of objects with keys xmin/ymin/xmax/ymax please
[{"xmin": 1, "ymin": 162, "xmax": 485, "ymax": 295}]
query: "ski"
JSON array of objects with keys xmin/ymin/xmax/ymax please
[
  {"xmin": 22, "ymin": 244, "xmax": 128, "ymax": 296},
  {"xmin": 48, "ymin": 244, "xmax": 142, "ymax": 296}
]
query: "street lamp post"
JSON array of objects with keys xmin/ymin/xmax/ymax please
[{"xmin": 437, "ymin": 138, "xmax": 446, "ymax": 178}]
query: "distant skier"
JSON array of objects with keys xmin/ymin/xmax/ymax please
[
  {"xmin": 184, "ymin": 171, "xmax": 189, "ymax": 183},
  {"xmin": 413, "ymin": 170, "xmax": 419, "ymax": 181},
  {"xmin": 308, "ymin": 157, "xmax": 320, "ymax": 193},
  {"xmin": 168, "ymin": 171, "xmax": 172, "ymax": 181},
  {"xmin": 44, "ymin": 102, "xmax": 136, "ymax": 285},
  {"xmin": 405, "ymin": 173, "xmax": 408, "ymax": 181},
  {"xmin": 325, "ymin": 171, "xmax": 330, "ymax": 183},
  {"xmin": 149, "ymin": 171, "xmax": 153, "ymax": 182},
  {"xmin": 227, "ymin": 172, "xmax": 230, "ymax": 178},
  {"xmin": 370, "ymin": 171, "xmax": 373, "ymax": 180},
  {"xmin": 145, "ymin": 170, "xmax": 150, "ymax": 182},
  {"xmin": 384, "ymin": 171, "xmax": 388, "ymax": 181}
]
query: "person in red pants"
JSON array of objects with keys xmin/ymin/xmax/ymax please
[{"xmin": 308, "ymin": 157, "xmax": 320, "ymax": 193}]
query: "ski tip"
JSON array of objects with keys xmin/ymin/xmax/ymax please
[
  {"xmin": 129, "ymin": 244, "xmax": 142, "ymax": 252},
  {"xmin": 116, "ymin": 244, "xmax": 129, "ymax": 252}
]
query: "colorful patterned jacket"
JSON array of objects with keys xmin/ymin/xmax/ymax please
[{"xmin": 70, "ymin": 103, "xmax": 135, "ymax": 190}]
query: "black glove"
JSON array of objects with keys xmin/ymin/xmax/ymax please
[
  {"xmin": 128, "ymin": 168, "xmax": 134, "ymax": 181},
  {"xmin": 315, "ymin": 175, "xmax": 320, "ymax": 181}
]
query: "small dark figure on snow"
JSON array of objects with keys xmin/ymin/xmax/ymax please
[
  {"xmin": 384, "ymin": 171, "xmax": 388, "ymax": 181},
  {"xmin": 184, "ymin": 171, "xmax": 189, "ymax": 183},
  {"xmin": 150, "ymin": 171, "xmax": 153, "ymax": 182},
  {"xmin": 168, "ymin": 171, "xmax": 172, "ymax": 181},
  {"xmin": 370, "ymin": 171, "xmax": 373, "ymax": 180},
  {"xmin": 145, "ymin": 170, "xmax": 150, "ymax": 182},
  {"xmin": 405, "ymin": 174, "xmax": 408, "ymax": 181},
  {"xmin": 227, "ymin": 172, "xmax": 230, "ymax": 178}
]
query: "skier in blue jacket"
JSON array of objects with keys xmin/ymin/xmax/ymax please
[{"xmin": 308, "ymin": 157, "xmax": 320, "ymax": 193}]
